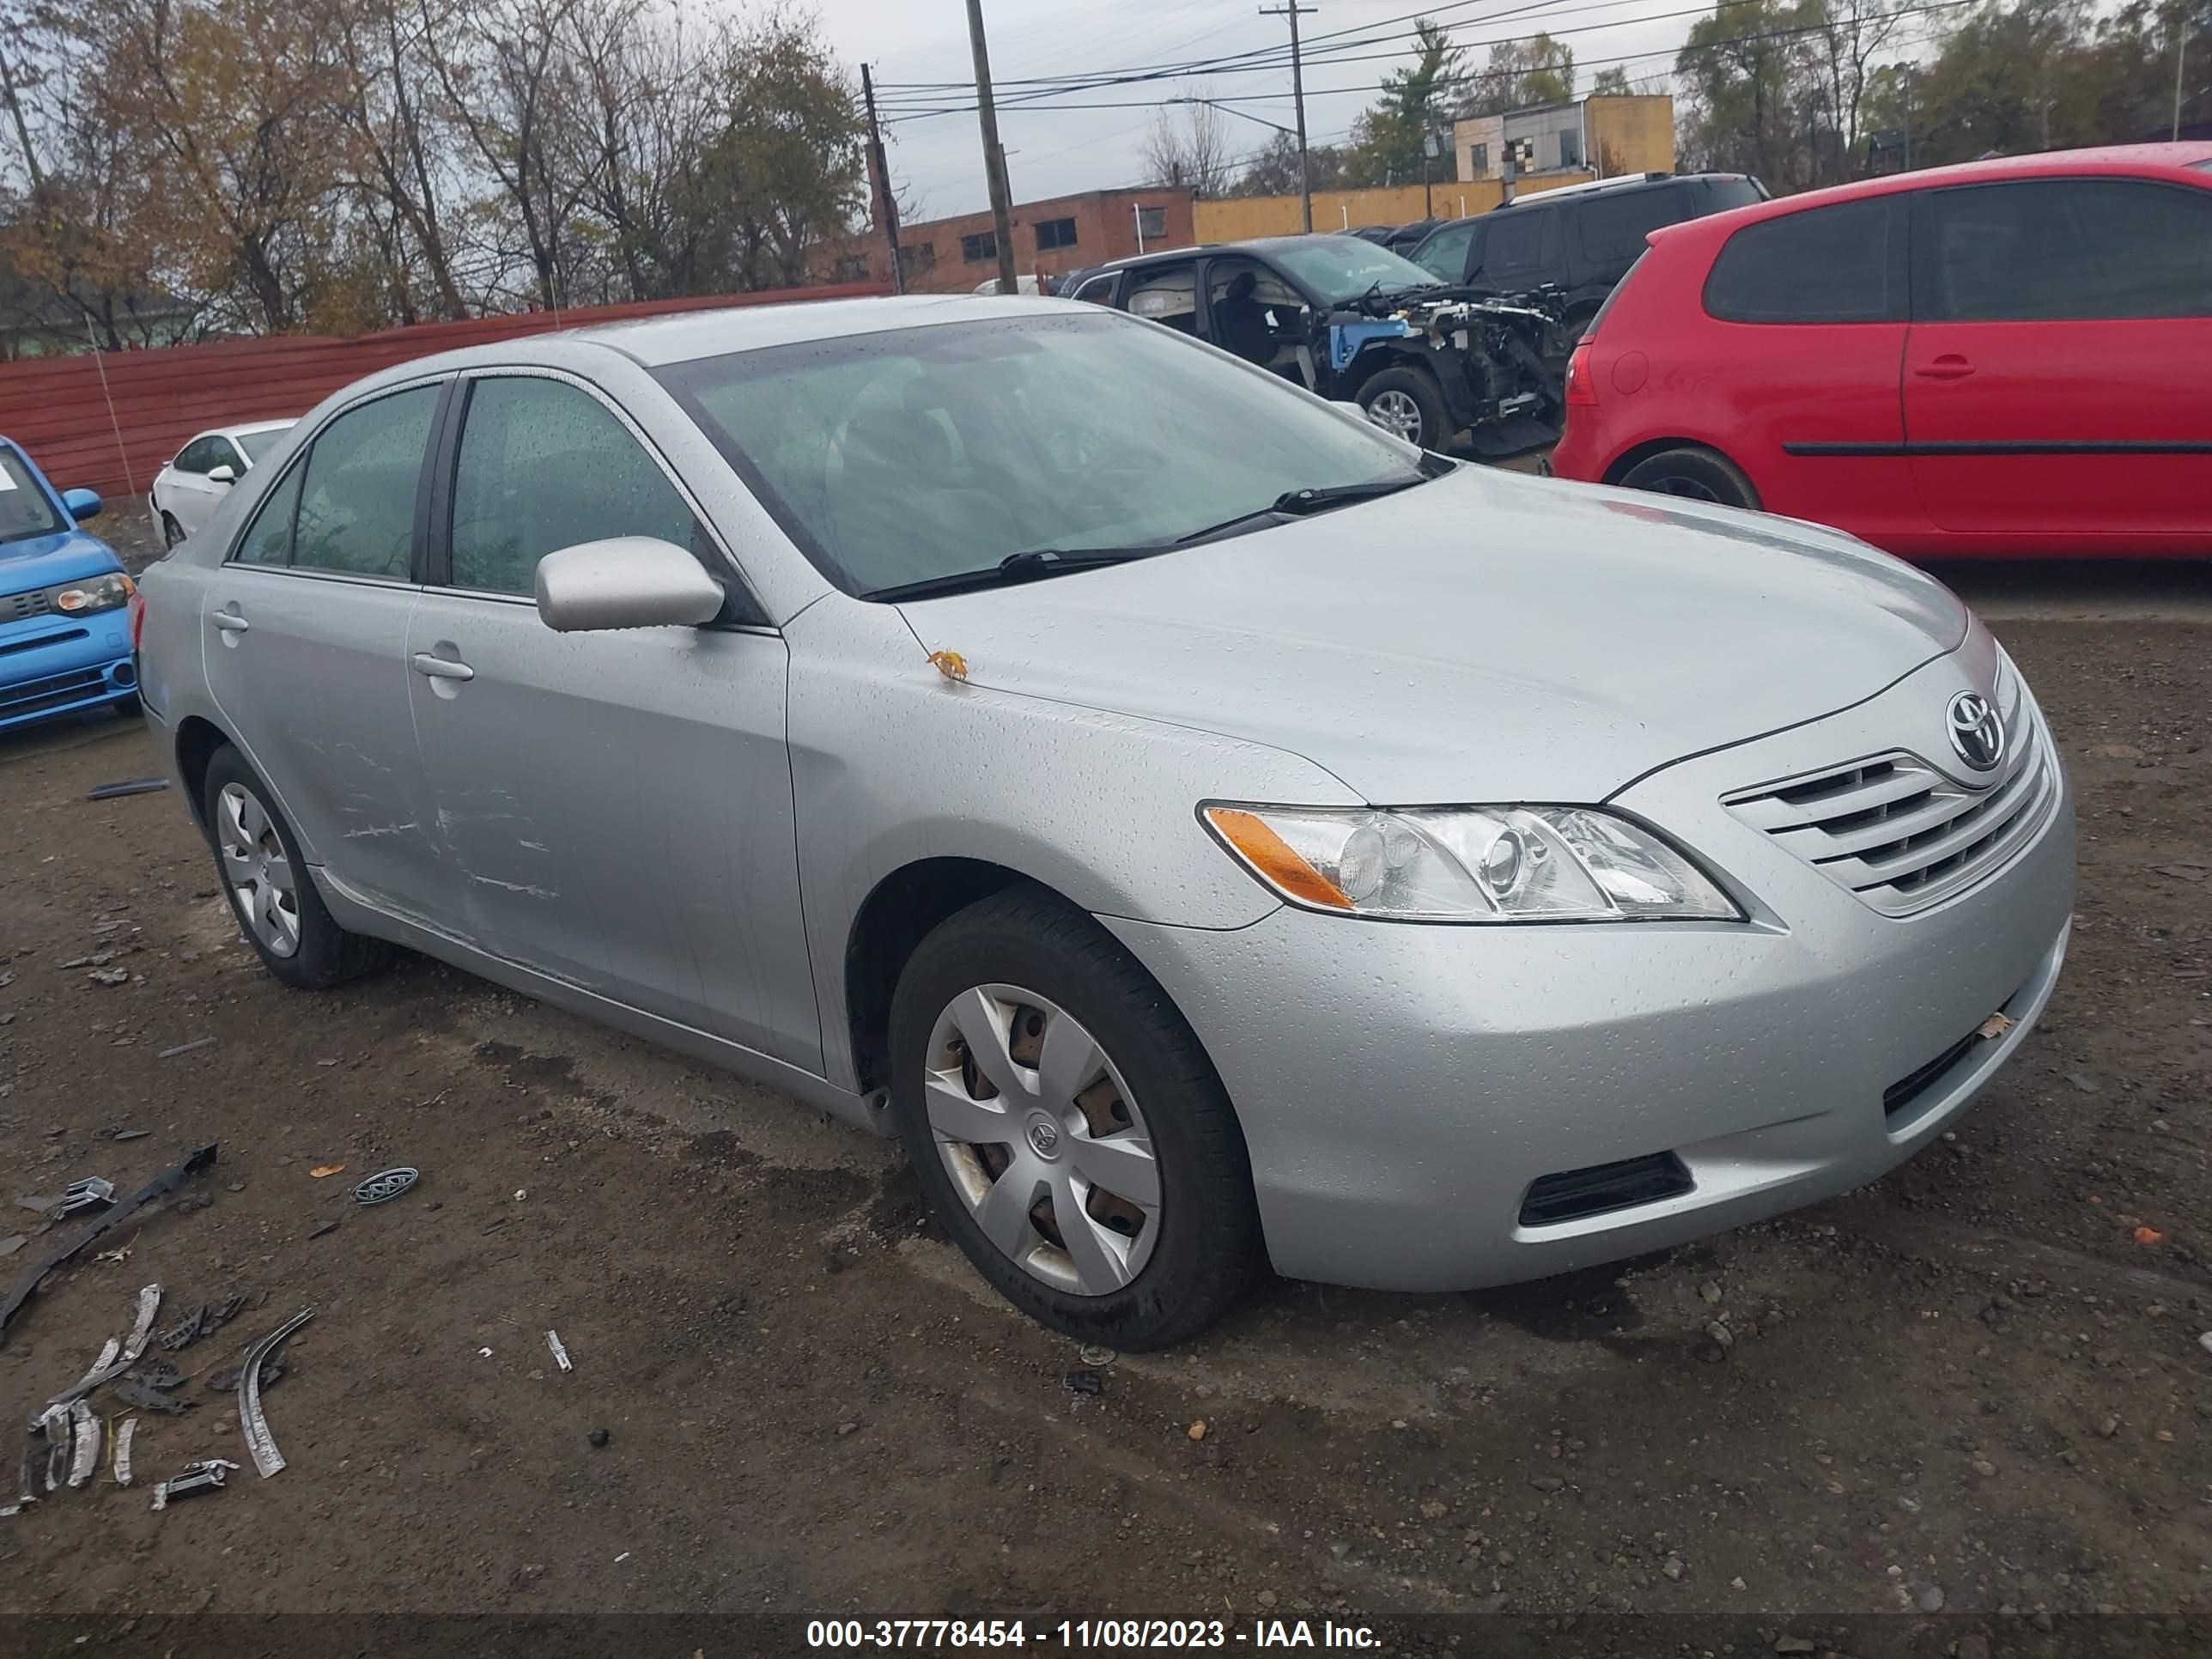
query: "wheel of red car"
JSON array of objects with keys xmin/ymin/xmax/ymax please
[{"xmin": 1617, "ymin": 446, "xmax": 1759, "ymax": 511}]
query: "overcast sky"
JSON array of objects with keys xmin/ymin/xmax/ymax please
[
  {"xmin": 810, "ymin": 0, "xmax": 1704, "ymax": 224},
  {"xmin": 817, "ymin": 0, "xmax": 1969, "ymax": 224}
]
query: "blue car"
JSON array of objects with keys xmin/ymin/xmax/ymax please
[{"xmin": 0, "ymin": 439, "xmax": 138, "ymax": 732}]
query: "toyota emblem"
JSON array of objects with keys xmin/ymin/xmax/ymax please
[{"xmin": 1946, "ymin": 691, "xmax": 2005, "ymax": 772}]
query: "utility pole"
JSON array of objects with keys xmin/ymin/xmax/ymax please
[
  {"xmin": 2174, "ymin": 1, "xmax": 2191, "ymax": 142},
  {"xmin": 1902, "ymin": 64, "xmax": 1913, "ymax": 170},
  {"xmin": 860, "ymin": 65, "xmax": 905, "ymax": 294},
  {"xmin": 1259, "ymin": 3, "xmax": 1317, "ymax": 234},
  {"xmin": 964, "ymin": 0, "xmax": 1020, "ymax": 295}
]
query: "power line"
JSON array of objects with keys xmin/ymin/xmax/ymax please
[{"xmin": 879, "ymin": 0, "xmax": 1961, "ymax": 123}]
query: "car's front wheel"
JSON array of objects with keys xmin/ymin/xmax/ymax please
[
  {"xmin": 1356, "ymin": 367, "xmax": 1447, "ymax": 451},
  {"xmin": 160, "ymin": 512, "xmax": 185, "ymax": 549},
  {"xmin": 888, "ymin": 887, "xmax": 1262, "ymax": 1350},
  {"xmin": 202, "ymin": 746, "xmax": 392, "ymax": 990}
]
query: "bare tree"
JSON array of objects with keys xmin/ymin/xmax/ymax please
[
  {"xmin": 327, "ymin": 0, "xmax": 470, "ymax": 319},
  {"xmin": 1139, "ymin": 94, "xmax": 1232, "ymax": 196}
]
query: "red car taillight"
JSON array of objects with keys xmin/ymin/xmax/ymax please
[
  {"xmin": 129, "ymin": 588, "xmax": 147, "ymax": 653},
  {"xmin": 1565, "ymin": 342, "xmax": 1598, "ymax": 408}
]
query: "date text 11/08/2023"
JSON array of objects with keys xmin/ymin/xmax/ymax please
[{"xmin": 805, "ymin": 1620, "xmax": 1382, "ymax": 1650}]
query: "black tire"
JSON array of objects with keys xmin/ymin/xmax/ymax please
[
  {"xmin": 201, "ymin": 745, "xmax": 392, "ymax": 990},
  {"xmin": 160, "ymin": 513, "xmax": 184, "ymax": 549},
  {"xmin": 114, "ymin": 691, "xmax": 142, "ymax": 720},
  {"xmin": 888, "ymin": 885, "xmax": 1263, "ymax": 1350},
  {"xmin": 1616, "ymin": 445, "xmax": 1759, "ymax": 510},
  {"xmin": 1356, "ymin": 366, "xmax": 1449, "ymax": 451}
]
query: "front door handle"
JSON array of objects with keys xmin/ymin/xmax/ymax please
[
  {"xmin": 1914, "ymin": 355, "xmax": 1975, "ymax": 381},
  {"xmin": 210, "ymin": 611, "xmax": 249, "ymax": 634},
  {"xmin": 410, "ymin": 653, "xmax": 475, "ymax": 682}
]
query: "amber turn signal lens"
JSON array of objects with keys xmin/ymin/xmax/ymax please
[{"xmin": 1203, "ymin": 807, "xmax": 1352, "ymax": 910}]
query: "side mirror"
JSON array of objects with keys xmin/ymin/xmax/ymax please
[
  {"xmin": 534, "ymin": 536, "xmax": 726, "ymax": 633},
  {"xmin": 207, "ymin": 465, "xmax": 236, "ymax": 485},
  {"xmin": 60, "ymin": 486, "xmax": 101, "ymax": 522}
]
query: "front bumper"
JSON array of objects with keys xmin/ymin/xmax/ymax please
[
  {"xmin": 0, "ymin": 610, "xmax": 136, "ymax": 731},
  {"xmin": 1105, "ymin": 658, "xmax": 2076, "ymax": 1292}
]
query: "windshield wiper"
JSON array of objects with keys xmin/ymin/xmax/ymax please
[
  {"xmin": 1174, "ymin": 475, "xmax": 1429, "ymax": 546},
  {"xmin": 869, "ymin": 546, "xmax": 1162, "ymax": 603}
]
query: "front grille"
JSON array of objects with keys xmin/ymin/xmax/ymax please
[
  {"xmin": 0, "ymin": 665, "xmax": 104, "ymax": 719},
  {"xmin": 4, "ymin": 589, "xmax": 51, "ymax": 623},
  {"xmin": 1724, "ymin": 659, "xmax": 2056, "ymax": 915},
  {"xmin": 0, "ymin": 626, "xmax": 88, "ymax": 659},
  {"xmin": 1520, "ymin": 1151, "xmax": 1693, "ymax": 1228}
]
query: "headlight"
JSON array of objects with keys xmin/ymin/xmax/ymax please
[
  {"xmin": 1201, "ymin": 803, "xmax": 1741, "ymax": 922},
  {"xmin": 51, "ymin": 572, "xmax": 134, "ymax": 614}
]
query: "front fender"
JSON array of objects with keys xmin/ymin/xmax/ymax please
[{"xmin": 785, "ymin": 595, "xmax": 1344, "ymax": 1091}]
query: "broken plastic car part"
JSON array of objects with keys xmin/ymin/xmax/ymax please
[{"xmin": 0, "ymin": 1145, "xmax": 217, "ymax": 1348}]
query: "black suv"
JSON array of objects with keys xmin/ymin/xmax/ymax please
[{"xmin": 1409, "ymin": 173, "xmax": 1766, "ymax": 335}]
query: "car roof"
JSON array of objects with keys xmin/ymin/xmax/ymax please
[
  {"xmin": 1650, "ymin": 142, "xmax": 2212, "ymax": 247},
  {"xmin": 322, "ymin": 294, "xmax": 1097, "ymax": 391},
  {"xmin": 1081, "ymin": 232, "xmax": 1382, "ymax": 278},
  {"xmin": 204, "ymin": 418, "xmax": 297, "ymax": 441}
]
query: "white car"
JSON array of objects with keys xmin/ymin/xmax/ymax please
[{"xmin": 149, "ymin": 421, "xmax": 296, "ymax": 546}]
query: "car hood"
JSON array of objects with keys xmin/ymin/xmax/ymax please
[
  {"xmin": 0, "ymin": 528, "xmax": 125, "ymax": 595},
  {"xmin": 894, "ymin": 467, "xmax": 1968, "ymax": 803}
]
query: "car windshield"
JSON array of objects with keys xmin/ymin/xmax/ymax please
[
  {"xmin": 656, "ymin": 312, "xmax": 1425, "ymax": 599},
  {"xmin": 0, "ymin": 448, "xmax": 63, "ymax": 545},
  {"xmin": 1263, "ymin": 236, "xmax": 1444, "ymax": 302},
  {"xmin": 235, "ymin": 428, "xmax": 289, "ymax": 463}
]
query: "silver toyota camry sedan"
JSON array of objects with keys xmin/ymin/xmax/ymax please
[{"xmin": 135, "ymin": 295, "xmax": 2074, "ymax": 1349}]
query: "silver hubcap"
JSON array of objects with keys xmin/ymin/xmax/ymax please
[
  {"xmin": 216, "ymin": 781, "xmax": 301, "ymax": 958},
  {"xmin": 1364, "ymin": 389, "xmax": 1424, "ymax": 442},
  {"xmin": 925, "ymin": 985, "xmax": 1161, "ymax": 1297}
]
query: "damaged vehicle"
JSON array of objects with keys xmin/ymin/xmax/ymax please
[
  {"xmin": 135, "ymin": 296, "xmax": 2073, "ymax": 1349},
  {"xmin": 1067, "ymin": 234, "xmax": 1565, "ymax": 454}
]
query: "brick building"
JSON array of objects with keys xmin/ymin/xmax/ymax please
[{"xmin": 848, "ymin": 186, "xmax": 1199, "ymax": 295}]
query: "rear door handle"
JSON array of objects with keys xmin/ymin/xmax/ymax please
[
  {"xmin": 1914, "ymin": 355, "xmax": 1975, "ymax": 381},
  {"xmin": 210, "ymin": 611, "xmax": 249, "ymax": 634},
  {"xmin": 410, "ymin": 653, "xmax": 474, "ymax": 682}
]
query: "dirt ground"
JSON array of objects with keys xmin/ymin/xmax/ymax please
[{"xmin": 1, "ymin": 571, "xmax": 2209, "ymax": 1652}]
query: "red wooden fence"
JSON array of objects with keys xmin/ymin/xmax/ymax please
[{"xmin": 0, "ymin": 281, "xmax": 891, "ymax": 505}]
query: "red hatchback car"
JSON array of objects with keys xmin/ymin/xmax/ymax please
[{"xmin": 1548, "ymin": 144, "xmax": 2212, "ymax": 557}]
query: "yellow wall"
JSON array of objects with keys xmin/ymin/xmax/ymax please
[
  {"xmin": 1585, "ymin": 98, "xmax": 1676, "ymax": 176},
  {"xmin": 1194, "ymin": 173, "xmax": 1601, "ymax": 242}
]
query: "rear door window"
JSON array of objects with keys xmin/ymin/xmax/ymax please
[
  {"xmin": 289, "ymin": 386, "xmax": 440, "ymax": 579},
  {"xmin": 1478, "ymin": 209, "xmax": 1550, "ymax": 283},
  {"xmin": 1918, "ymin": 179, "xmax": 2212, "ymax": 321},
  {"xmin": 1703, "ymin": 197, "xmax": 1905, "ymax": 323},
  {"xmin": 1573, "ymin": 188, "xmax": 1691, "ymax": 269}
]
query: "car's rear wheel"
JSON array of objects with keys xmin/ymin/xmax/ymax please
[
  {"xmin": 1617, "ymin": 446, "xmax": 1759, "ymax": 510},
  {"xmin": 160, "ymin": 513, "xmax": 184, "ymax": 549},
  {"xmin": 1357, "ymin": 367, "xmax": 1448, "ymax": 451},
  {"xmin": 888, "ymin": 887, "xmax": 1262, "ymax": 1350},
  {"xmin": 202, "ymin": 746, "xmax": 392, "ymax": 990}
]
